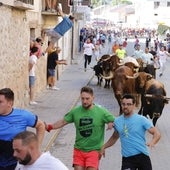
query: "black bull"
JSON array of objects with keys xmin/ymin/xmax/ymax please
[{"xmin": 138, "ymin": 79, "xmax": 169, "ymax": 126}]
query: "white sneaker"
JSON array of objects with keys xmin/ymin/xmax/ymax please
[
  {"xmin": 46, "ymin": 85, "xmax": 51, "ymax": 89},
  {"xmin": 51, "ymin": 86, "xmax": 60, "ymax": 90},
  {"xmin": 47, "ymin": 9, "xmax": 51, "ymax": 12},
  {"xmin": 51, "ymin": 9, "xmax": 56, "ymax": 13},
  {"xmin": 29, "ymin": 101, "xmax": 38, "ymax": 105}
]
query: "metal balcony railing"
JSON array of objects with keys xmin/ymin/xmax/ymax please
[
  {"xmin": 15, "ymin": 0, "xmax": 34, "ymax": 5},
  {"xmin": 14, "ymin": 0, "xmax": 34, "ymax": 10}
]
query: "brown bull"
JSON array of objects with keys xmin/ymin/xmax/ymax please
[
  {"xmin": 111, "ymin": 65, "xmax": 136, "ymax": 114},
  {"xmin": 126, "ymin": 72, "xmax": 153, "ymax": 108},
  {"xmin": 126, "ymin": 72, "xmax": 153, "ymax": 93}
]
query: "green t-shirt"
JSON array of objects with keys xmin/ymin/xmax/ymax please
[
  {"xmin": 64, "ymin": 105, "xmax": 115, "ymax": 152},
  {"xmin": 116, "ymin": 49, "xmax": 126, "ymax": 59}
]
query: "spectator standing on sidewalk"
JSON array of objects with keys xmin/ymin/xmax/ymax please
[
  {"xmin": 79, "ymin": 32, "xmax": 84, "ymax": 53},
  {"xmin": 32, "ymin": 37, "xmax": 43, "ymax": 58},
  {"xmin": 29, "ymin": 46, "xmax": 39, "ymax": 105},
  {"xmin": 100, "ymin": 94, "xmax": 161, "ymax": 170},
  {"xmin": 83, "ymin": 38, "xmax": 95, "ymax": 72},
  {"xmin": 47, "ymin": 47, "xmax": 67, "ymax": 90},
  {"xmin": 0, "ymin": 88, "xmax": 45, "ymax": 170},
  {"xmin": 45, "ymin": 86, "xmax": 115, "ymax": 170},
  {"xmin": 13, "ymin": 131, "xmax": 68, "ymax": 170}
]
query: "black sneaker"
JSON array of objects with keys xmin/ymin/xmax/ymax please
[{"xmin": 159, "ymin": 73, "xmax": 163, "ymax": 77}]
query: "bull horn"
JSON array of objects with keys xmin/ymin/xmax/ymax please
[
  {"xmin": 126, "ymin": 73, "xmax": 139, "ymax": 79},
  {"xmin": 163, "ymin": 96, "xmax": 170, "ymax": 100},
  {"xmin": 144, "ymin": 94, "xmax": 170, "ymax": 100},
  {"xmin": 102, "ymin": 56, "xmax": 111, "ymax": 62},
  {"xmin": 100, "ymin": 71, "xmax": 114, "ymax": 80},
  {"xmin": 117, "ymin": 62, "xmax": 125, "ymax": 66},
  {"xmin": 145, "ymin": 94, "xmax": 153, "ymax": 98}
]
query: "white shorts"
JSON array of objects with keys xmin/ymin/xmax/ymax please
[{"xmin": 46, "ymin": 29, "xmax": 62, "ymax": 43}]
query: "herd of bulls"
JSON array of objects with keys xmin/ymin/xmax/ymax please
[{"xmin": 93, "ymin": 54, "xmax": 170, "ymax": 126}]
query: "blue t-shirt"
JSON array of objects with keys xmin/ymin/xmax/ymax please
[
  {"xmin": 0, "ymin": 108, "xmax": 37, "ymax": 167},
  {"xmin": 114, "ymin": 113, "xmax": 153, "ymax": 157},
  {"xmin": 54, "ymin": 16, "xmax": 73, "ymax": 36}
]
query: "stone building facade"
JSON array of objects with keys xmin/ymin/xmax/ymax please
[{"xmin": 0, "ymin": 0, "xmax": 74, "ymax": 107}]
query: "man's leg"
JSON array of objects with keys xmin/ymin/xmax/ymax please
[
  {"xmin": 29, "ymin": 76, "xmax": 36, "ymax": 103},
  {"xmin": 88, "ymin": 56, "xmax": 92, "ymax": 65},
  {"xmin": 84, "ymin": 54, "xmax": 88, "ymax": 71},
  {"xmin": 74, "ymin": 165, "xmax": 85, "ymax": 170},
  {"xmin": 45, "ymin": 29, "xmax": 62, "ymax": 44},
  {"xmin": 138, "ymin": 154, "xmax": 152, "ymax": 170},
  {"xmin": 121, "ymin": 156, "xmax": 137, "ymax": 170},
  {"xmin": 45, "ymin": 0, "xmax": 51, "ymax": 10},
  {"xmin": 51, "ymin": 0, "xmax": 57, "ymax": 11}
]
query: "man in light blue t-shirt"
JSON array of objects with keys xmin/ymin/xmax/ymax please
[{"xmin": 100, "ymin": 94, "xmax": 161, "ymax": 170}]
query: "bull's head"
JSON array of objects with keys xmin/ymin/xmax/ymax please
[
  {"xmin": 126, "ymin": 72, "xmax": 153, "ymax": 89},
  {"xmin": 145, "ymin": 94, "xmax": 170, "ymax": 104}
]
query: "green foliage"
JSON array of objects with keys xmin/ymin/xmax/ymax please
[
  {"xmin": 121, "ymin": 0, "xmax": 132, "ymax": 5},
  {"xmin": 91, "ymin": 0, "xmax": 132, "ymax": 8}
]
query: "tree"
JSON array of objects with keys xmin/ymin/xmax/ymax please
[{"xmin": 91, "ymin": 0, "xmax": 132, "ymax": 8}]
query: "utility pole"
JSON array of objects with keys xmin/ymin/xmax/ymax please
[{"xmin": 70, "ymin": 0, "xmax": 77, "ymax": 64}]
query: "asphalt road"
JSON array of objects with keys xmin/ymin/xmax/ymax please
[{"xmin": 50, "ymin": 38, "xmax": 170, "ymax": 170}]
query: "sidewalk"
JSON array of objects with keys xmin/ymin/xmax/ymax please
[{"xmin": 27, "ymin": 52, "xmax": 95, "ymax": 151}]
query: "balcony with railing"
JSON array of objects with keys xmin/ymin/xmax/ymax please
[{"xmin": 42, "ymin": 0, "xmax": 71, "ymax": 16}]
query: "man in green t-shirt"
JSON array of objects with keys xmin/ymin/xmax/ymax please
[
  {"xmin": 45, "ymin": 86, "xmax": 115, "ymax": 170},
  {"xmin": 116, "ymin": 44, "xmax": 127, "ymax": 60}
]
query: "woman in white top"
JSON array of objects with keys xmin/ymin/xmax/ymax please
[
  {"xmin": 83, "ymin": 38, "xmax": 95, "ymax": 71},
  {"xmin": 157, "ymin": 46, "xmax": 170, "ymax": 77}
]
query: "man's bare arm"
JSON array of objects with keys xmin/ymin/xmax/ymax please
[{"xmin": 57, "ymin": 6, "xmax": 64, "ymax": 18}]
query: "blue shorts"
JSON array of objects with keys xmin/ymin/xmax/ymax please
[
  {"xmin": 29, "ymin": 76, "xmax": 36, "ymax": 86},
  {"xmin": 47, "ymin": 69, "xmax": 55, "ymax": 76}
]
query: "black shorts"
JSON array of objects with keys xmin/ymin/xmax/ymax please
[{"xmin": 121, "ymin": 153, "xmax": 152, "ymax": 170}]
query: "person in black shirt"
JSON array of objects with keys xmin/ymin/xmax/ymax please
[
  {"xmin": 47, "ymin": 47, "xmax": 67, "ymax": 90},
  {"xmin": 149, "ymin": 46, "xmax": 157, "ymax": 57}
]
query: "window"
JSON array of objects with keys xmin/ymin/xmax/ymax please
[
  {"xmin": 167, "ymin": 1, "xmax": 170, "ymax": 7},
  {"xmin": 14, "ymin": 0, "xmax": 34, "ymax": 10},
  {"xmin": 16, "ymin": 0, "xmax": 34, "ymax": 5},
  {"xmin": 154, "ymin": 1, "xmax": 160, "ymax": 9}
]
